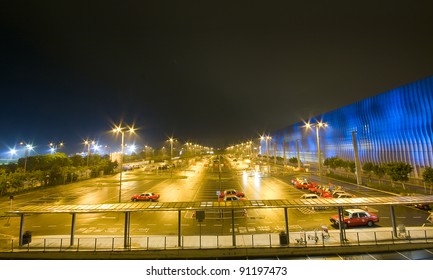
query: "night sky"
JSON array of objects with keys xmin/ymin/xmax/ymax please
[{"xmin": 1, "ymin": 1, "xmax": 433, "ymax": 155}]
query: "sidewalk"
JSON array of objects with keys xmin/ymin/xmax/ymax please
[{"xmin": 1, "ymin": 226, "xmax": 433, "ymax": 258}]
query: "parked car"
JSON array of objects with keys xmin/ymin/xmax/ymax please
[
  {"xmin": 131, "ymin": 192, "xmax": 160, "ymax": 202},
  {"xmin": 219, "ymin": 195, "xmax": 246, "ymax": 202},
  {"xmin": 330, "ymin": 208, "xmax": 379, "ymax": 228},
  {"xmin": 296, "ymin": 180, "xmax": 317, "ymax": 190},
  {"xmin": 219, "ymin": 189, "xmax": 245, "ymax": 198},
  {"xmin": 331, "ymin": 190, "xmax": 347, "ymax": 197},
  {"xmin": 335, "ymin": 192, "xmax": 355, "ymax": 198},
  {"xmin": 300, "ymin": 194, "xmax": 329, "ymax": 209},
  {"xmin": 291, "ymin": 177, "xmax": 307, "ymax": 185},
  {"xmin": 300, "ymin": 193, "xmax": 320, "ymax": 199},
  {"xmin": 312, "ymin": 185, "xmax": 333, "ymax": 198},
  {"xmin": 309, "ymin": 185, "xmax": 326, "ymax": 193}
]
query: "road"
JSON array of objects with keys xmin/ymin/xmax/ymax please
[{"xmin": 0, "ymin": 156, "xmax": 431, "ymax": 239}]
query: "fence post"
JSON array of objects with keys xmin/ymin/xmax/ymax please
[
  {"xmin": 94, "ymin": 238, "xmax": 97, "ymax": 251},
  {"xmin": 44, "ymin": 239, "xmax": 46, "ymax": 252},
  {"xmin": 11, "ymin": 239, "xmax": 14, "ymax": 252},
  {"xmin": 112, "ymin": 238, "xmax": 114, "ymax": 251},
  {"xmin": 357, "ymin": 232, "xmax": 360, "ymax": 245},
  {"xmin": 374, "ymin": 232, "xmax": 377, "ymax": 245},
  {"xmin": 269, "ymin": 234, "xmax": 272, "ymax": 248}
]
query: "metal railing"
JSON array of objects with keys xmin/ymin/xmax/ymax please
[{"xmin": 1, "ymin": 227, "xmax": 433, "ymax": 253}]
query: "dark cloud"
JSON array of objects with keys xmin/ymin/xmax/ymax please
[{"xmin": 1, "ymin": 1, "xmax": 433, "ymax": 153}]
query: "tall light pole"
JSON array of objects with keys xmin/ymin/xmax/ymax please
[
  {"xmin": 167, "ymin": 137, "xmax": 175, "ymax": 161},
  {"xmin": 296, "ymin": 139, "xmax": 301, "ymax": 170},
  {"xmin": 260, "ymin": 135, "xmax": 272, "ymax": 174},
  {"xmin": 84, "ymin": 140, "xmax": 95, "ymax": 167},
  {"xmin": 305, "ymin": 121, "xmax": 328, "ymax": 184},
  {"xmin": 352, "ymin": 131, "xmax": 362, "ymax": 185},
  {"xmin": 266, "ymin": 135, "xmax": 272, "ymax": 174},
  {"xmin": 20, "ymin": 142, "xmax": 33, "ymax": 172},
  {"xmin": 112, "ymin": 125, "xmax": 135, "ymax": 203}
]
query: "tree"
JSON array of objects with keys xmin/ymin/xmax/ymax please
[
  {"xmin": 422, "ymin": 167, "xmax": 433, "ymax": 194},
  {"xmin": 70, "ymin": 154, "xmax": 85, "ymax": 167},
  {"xmin": 385, "ymin": 162, "xmax": 413, "ymax": 189},
  {"xmin": 344, "ymin": 160, "xmax": 356, "ymax": 173},
  {"xmin": 288, "ymin": 157, "xmax": 298, "ymax": 164},
  {"xmin": 372, "ymin": 164, "xmax": 386, "ymax": 185},
  {"xmin": 324, "ymin": 157, "xmax": 339, "ymax": 169},
  {"xmin": 363, "ymin": 162, "xmax": 374, "ymax": 181}
]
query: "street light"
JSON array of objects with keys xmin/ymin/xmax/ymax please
[
  {"xmin": 19, "ymin": 141, "xmax": 34, "ymax": 172},
  {"xmin": 260, "ymin": 135, "xmax": 272, "ymax": 174},
  {"xmin": 83, "ymin": 140, "xmax": 95, "ymax": 167},
  {"xmin": 112, "ymin": 124, "xmax": 136, "ymax": 203},
  {"xmin": 305, "ymin": 121, "xmax": 328, "ymax": 184},
  {"xmin": 49, "ymin": 142, "xmax": 64, "ymax": 154},
  {"xmin": 167, "ymin": 137, "xmax": 176, "ymax": 161}
]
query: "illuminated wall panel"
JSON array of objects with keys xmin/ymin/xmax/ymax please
[{"xmin": 268, "ymin": 76, "xmax": 433, "ymax": 177}]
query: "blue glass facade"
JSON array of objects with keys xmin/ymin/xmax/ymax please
[{"xmin": 267, "ymin": 76, "xmax": 433, "ymax": 177}]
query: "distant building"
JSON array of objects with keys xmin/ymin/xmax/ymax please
[{"xmin": 268, "ymin": 75, "xmax": 433, "ymax": 178}]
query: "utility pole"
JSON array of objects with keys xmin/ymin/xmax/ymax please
[{"xmin": 352, "ymin": 131, "xmax": 362, "ymax": 185}]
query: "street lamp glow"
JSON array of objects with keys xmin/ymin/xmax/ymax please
[
  {"xmin": 167, "ymin": 137, "xmax": 176, "ymax": 160},
  {"xmin": 112, "ymin": 124, "xmax": 137, "ymax": 203},
  {"xmin": 304, "ymin": 120, "xmax": 328, "ymax": 185},
  {"xmin": 49, "ymin": 142, "xmax": 64, "ymax": 154},
  {"xmin": 83, "ymin": 140, "xmax": 95, "ymax": 166},
  {"xmin": 19, "ymin": 142, "xmax": 34, "ymax": 172},
  {"xmin": 9, "ymin": 148, "xmax": 17, "ymax": 156}
]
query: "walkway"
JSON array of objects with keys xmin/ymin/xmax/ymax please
[{"xmin": 1, "ymin": 226, "xmax": 433, "ymax": 259}]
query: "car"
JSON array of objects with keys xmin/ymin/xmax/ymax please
[
  {"xmin": 309, "ymin": 184, "xmax": 325, "ymax": 193},
  {"xmin": 219, "ymin": 189, "xmax": 245, "ymax": 198},
  {"xmin": 319, "ymin": 190, "xmax": 333, "ymax": 198},
  {"xmin": 131, "ymin": 192, "xmax": 160, "ymax": 202},
  {"xmin": 219, "ymin": 195, "xmax": 246, "ymax": 202},
  {"xmin": 335, "ymin": 193, "xmax": 355, "ymax": 198},
  {"xmin": 295, "ymin": 180, "xmax": 317, "ymax": 189},
  {"xmin": 291, "ymin": 177, "xmax": 307, "ymax": 185},
  {"xmin": 414, "ymin": 203, "xmax": 431, "ymax": 210},
  {"xmin": 310, "ymin": 185, "xmax": 332, "ymax": 197},
  {"xmin": 329, "ymin": 208, "xmax": 379, "ymax": 228},
  {"xmin": 300, "ymin": 193, "xmax": 320, "ymax": 199},
  {"xmin": 300, "ymin": 194, "xmax": 330, "ymax": 210},
  {"xmin": 331, "ymin": 190, "xmax": 347, "ymax": 197}
]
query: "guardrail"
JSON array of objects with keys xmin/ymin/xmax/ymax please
[{"xmin": 1, "ymin": 227, "xmax": 433, "ymax": 253}]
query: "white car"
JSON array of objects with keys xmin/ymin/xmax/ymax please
[
  {"xmin": 300, "ymin": 193, "xmax": 329, "ymax": 210},
  {"xmin": 335, "ymin": 192, "xmax": 354, "ymax": 198},
  {"xmin": 300, "ymin": 194, "xmax": 319, "ymax": 199}
]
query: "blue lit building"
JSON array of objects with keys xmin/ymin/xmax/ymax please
[{"xmin": 267, "ymin": 76, "xmax": 433, "ymax": 178}]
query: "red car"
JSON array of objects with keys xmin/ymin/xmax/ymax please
[
  {"xmin": 329, "ymin": 208, "xmax": 379, "ymax": 229},
  {"xmin": 131, "ymin": 192, "xmax": 160, "ymax": 202},
  {"xmin": 219, "ymin": 189, "xmax": 245, "ymax": 198},
  {"xmin": 218, "ymin": 195, "xmax": 246, "ymax": 202},
  {"xmin": 319, "ymin": 190, "xmax": 333, "ymax": 198},
  {"xmin": 311, "ymin": 185, "xmax": 332, "ymax": 197},
  {"xmin": 295, "ymin": 180, "xmax": 317, "ymax": 190},
  {"xmin": 291, "ymin": 177, "xmax": 307, "ymax": 185},
  {"xmin": 309, "ymin": 184, "xmax": 323, "ymax": 193}
]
